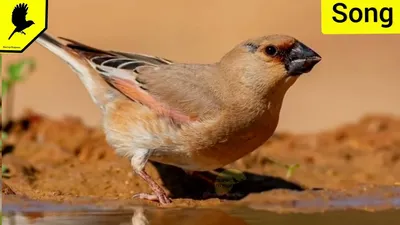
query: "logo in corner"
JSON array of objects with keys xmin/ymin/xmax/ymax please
[{"xmin": 0, "ymin": 0, "xmax": 48, "ymax": 53}]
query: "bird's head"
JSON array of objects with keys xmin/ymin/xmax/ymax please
[
  {"xmin": 219, "ymin": 35, "xmax": 321, "ymax": 98},
  {"xmin": 27, "ymin": 20, "xmax": 35, "ymax": 26}
]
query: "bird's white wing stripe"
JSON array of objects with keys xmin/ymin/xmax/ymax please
[
  {"xmin": 90, "ymin": 55, "xmax": 111, "ymax": 62},
  {"xmin": 91, "ymin": 55, "xmax": 159, "ymax": 68},
  {"xmin": 94, "ymin": 65, "xmax": 137, "ymax": 80},
  {"xmin": 101, "ymin": 58, "xmax": 121, "ymax": 66},
  {"xmin": 118, "ymin": 61, "xmax": 137, "ymax": 69}
]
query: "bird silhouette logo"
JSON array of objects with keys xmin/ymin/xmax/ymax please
[{"xmin": 8, "ymin": 3, "xmax": 35, "ymax": 40}]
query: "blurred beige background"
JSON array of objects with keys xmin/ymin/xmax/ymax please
[{"xmin": 2, "ymin": 0, "xmax": 400, "ymax": 133}]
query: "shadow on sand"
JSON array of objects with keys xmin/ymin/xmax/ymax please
[{"xmin": 152, "ymin": 162, "xmax": 305, "ymax": 201}]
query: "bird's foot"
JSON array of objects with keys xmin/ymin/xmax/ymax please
[
  {"xmin": 21, "ymin": 31, "xmax": 26, "ymax": 35},
  {"xmin": 135, "ymin": 169, "xmax": 172, "ymax": 205},
  {"xmin": 132, "ymin": 192, "xmax": 171, "ymax": 205}
]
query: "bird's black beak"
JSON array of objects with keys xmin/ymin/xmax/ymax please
[{"xmin": 285, "ymin": 41, "xmax": 321, "ymax": 76}]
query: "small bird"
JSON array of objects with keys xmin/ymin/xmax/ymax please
[
  {"xmin": 8, "ymin": 3, "xmax": 35, "ymax": 40},
  {"xmin": 36, "ymin": 33, "xmax": 321, "ymax": 204}
]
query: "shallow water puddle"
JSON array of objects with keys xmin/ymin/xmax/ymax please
[
  {"xmin": 2, "ymin": 192, "xmax": 400, "ymax": 225},
  {"xmin": 2, "ymin": 207, "xmax": 400, "ymax": 225}
]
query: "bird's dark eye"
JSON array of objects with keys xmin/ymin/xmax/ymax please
[{"xmin": 265, "ymin": 45, "xmax": 278, "ymax": 56}]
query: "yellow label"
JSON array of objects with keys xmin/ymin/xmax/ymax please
[
  {"xmin": 321, "ymin": 0, "xmax": 399, "ymax": 34},
  {"xmin": 0, "ymin": 0, "xmax": 48, "ymax": 53}
]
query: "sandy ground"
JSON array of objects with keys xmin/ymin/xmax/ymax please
[{"xmin": 2, "ymin": 111, "xmax": 400, "ymax": 209}]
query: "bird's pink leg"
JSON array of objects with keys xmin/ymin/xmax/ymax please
[
  {"xmin": 132, "ymin": 169, "xmax": 172, "ymax": 205},
  {"xmin": 129, "ymin": 149, "xmax": 171, "ymax": 204}
]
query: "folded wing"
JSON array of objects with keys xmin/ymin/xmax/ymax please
[{"xmin": 59, "ymin": 37, "xmax": 221, "ymax": 123}]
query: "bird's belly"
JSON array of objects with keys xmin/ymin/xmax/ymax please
[
  {"xmin": 150, "ymin": 119, "xmax": 278, "ymax": 171},
  {"xmin": 194, "ymin": 130, "xmax": 275, "ymax": 170},
  {"xmin": 104, "ymin": 99, "xmax": 278, "ymax": 171}
]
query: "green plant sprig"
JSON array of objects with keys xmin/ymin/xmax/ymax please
[{"xmin": 1, "ymin": 55, "xmax": 36, "ymax": 178}]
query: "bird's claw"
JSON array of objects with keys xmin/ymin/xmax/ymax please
[{"xmin": 132, "ymin": 192, "xmax": 172, "ymax": 205}]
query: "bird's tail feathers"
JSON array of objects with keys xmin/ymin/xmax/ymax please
[
  {"xmin": 8, "ymin": 29, "xmax": 17, "ymax": 40},
  {"xmin": 36, "ymin": 32, "xmax": 117, "ymax": 109}
]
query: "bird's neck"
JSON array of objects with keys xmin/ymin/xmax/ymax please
[{"xmin": 219, "ymin": 75, "xmax": 297, "ymax": 133}]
